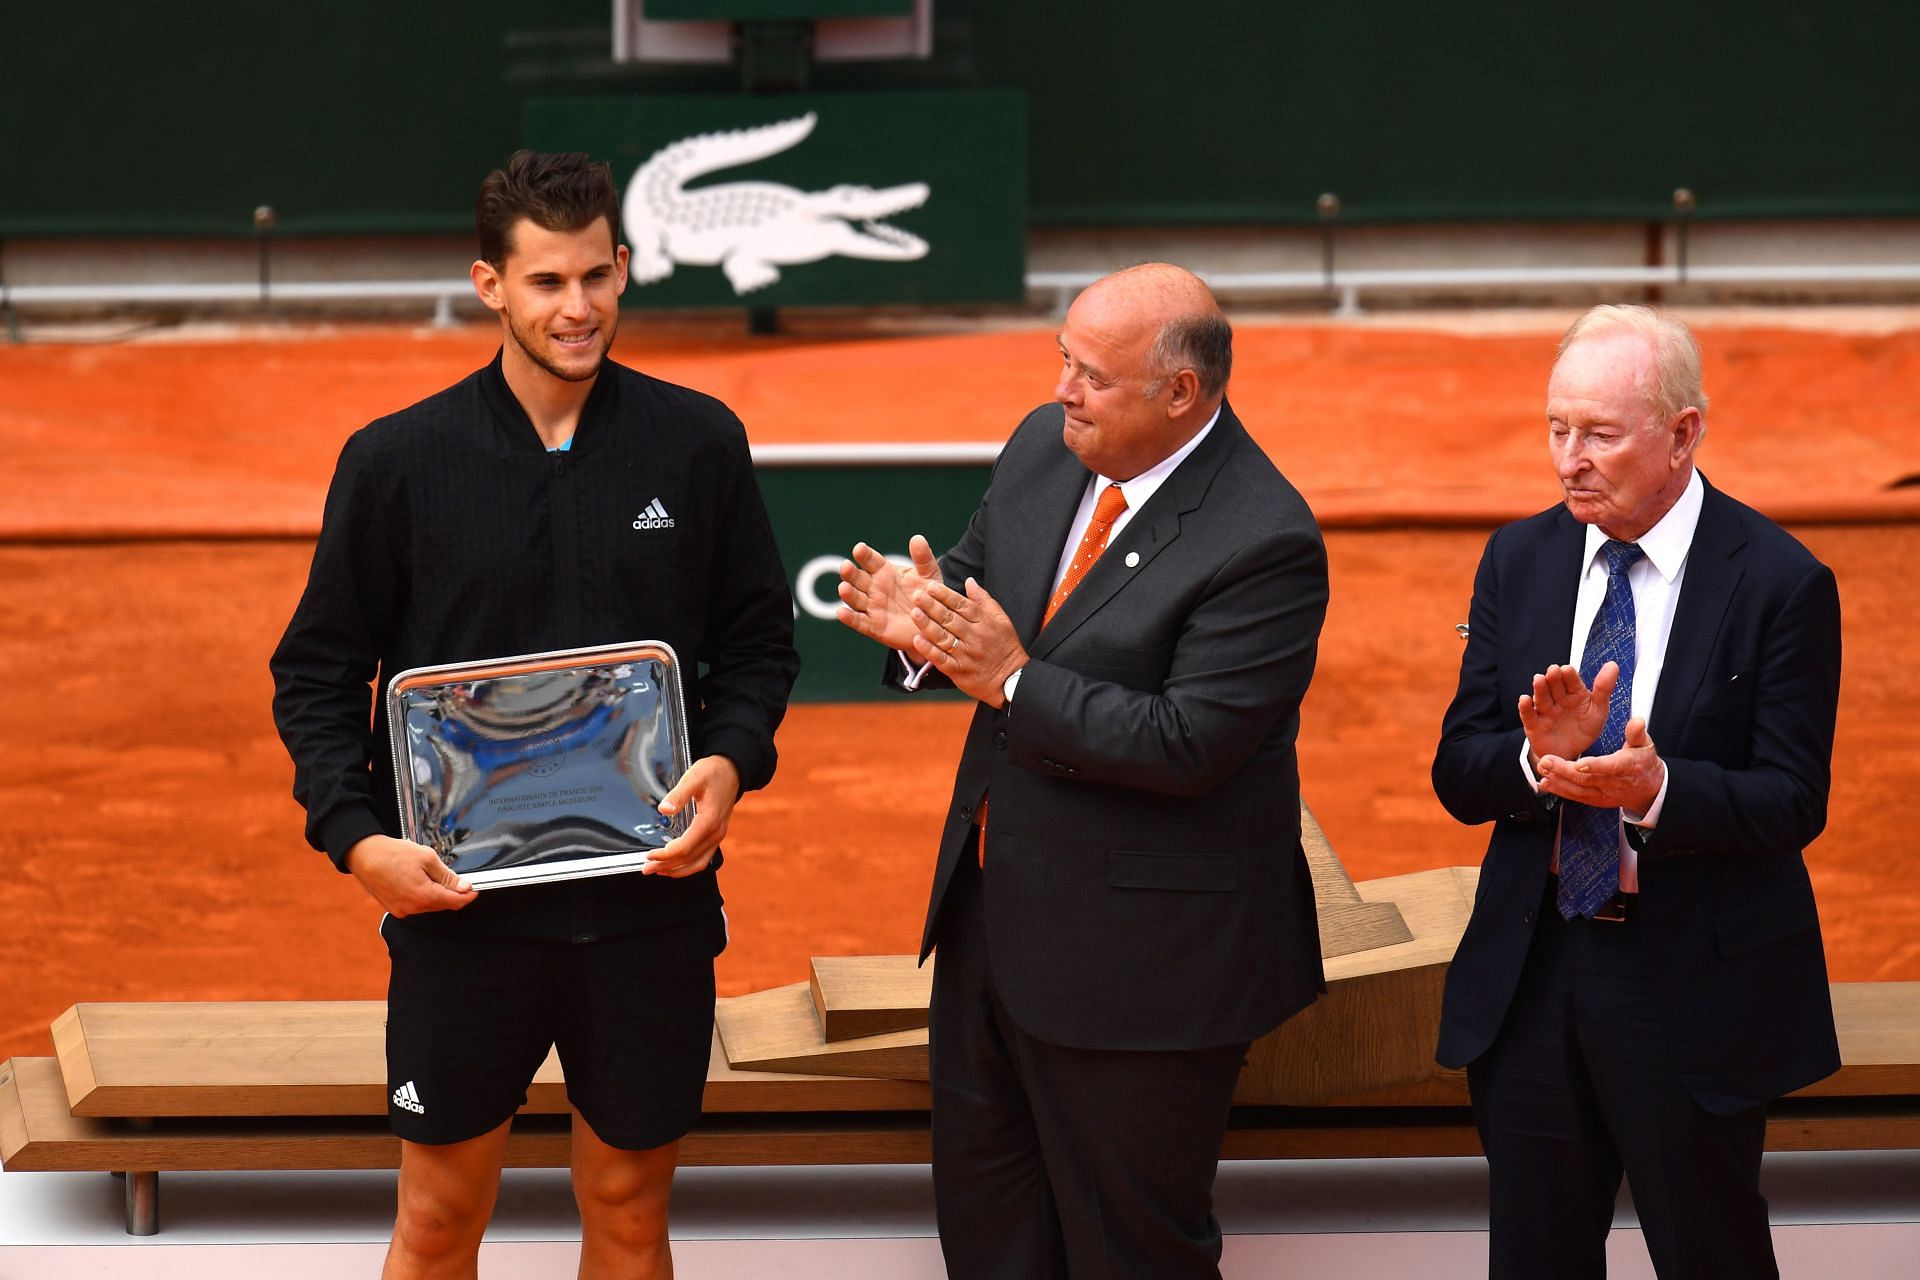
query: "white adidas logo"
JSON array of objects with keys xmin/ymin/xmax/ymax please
[
  {"xmin": 392, "ymin": 1080, "xmax": 425, "ymax": 1115},
  {"xmin": 632, "ymin": 499, "xmax": 676, "ymax": 530}
]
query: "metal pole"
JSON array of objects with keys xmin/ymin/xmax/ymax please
[
  {"xmin": 0, "ymin": 237, "xmax": 19, "ymax": 343},
  {"xmin": 1316, "ymin": 192, "xmax": 1342, "ymax": 296},
  {"xmin": 1672, "ymin": 187, "xmax": 1696, "ymax": 286},
  {"xmin": 124, "ymin": 1170, "xmax": 159, "ymax": 1235},
  {"xmin": 254, "ymin": 205, "xmax": 277, "ymax": 308}
]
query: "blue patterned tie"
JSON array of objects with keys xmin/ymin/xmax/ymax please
[{"xmin": 1556, "ymin": 539, "xmax": 1645, "ymax": 920}]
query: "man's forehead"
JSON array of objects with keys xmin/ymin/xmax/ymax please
[
  {"xmin": 1549, "ymin": 333, "xmax": 1657, "ymax": 403},
  {"xmin": 504, "ymin": 216, "xmax": 617, "ymax": 271},
  {"xmin": 1061, "ymin": 292, "xmax": 1153, "ymax": 358}
]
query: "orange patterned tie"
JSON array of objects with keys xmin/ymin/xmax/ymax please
[
  {"xmin": 979, "ymin": 483, "xmax": 1128, "ymax": 865},
  {"xmin": 1044, "ymin": 483, "xmax": 1129, "ymax": 628}
]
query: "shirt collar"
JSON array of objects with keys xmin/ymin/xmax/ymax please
[
  {"xmin": 1096, "ymin": 404, "xmax": 1222, "ymax": 511},
  {"xmin": 478, "ymin": 346, "xmax": 617, "ymax": 455},
  {"xmin": 1582, "ymin": 467, "xmax": 1703, "ymax": 582}
]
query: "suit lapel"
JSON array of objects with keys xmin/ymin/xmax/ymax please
[
  {"xmin": 1028, "ymin": 404, "xmax": 1240, "ymax": 660},
  {"xmin": 1650, "ymin": 480, "xmax": 1745, "ymax": 739},
  {"xmin": 1522, "ymin": 508, "xmax": 1588, "ymax": 675},
  {"xmin": 1001, "ymin": 433, "xmax": 1097, "ymax": 643}
]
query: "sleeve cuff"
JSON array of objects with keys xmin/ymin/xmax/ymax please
[
  {"xmin": 1514, "ymin": 737, "xmax": 1560, "ymax": 814},
  {"xmin": 897, "ymin": 650, "xmax": 936, "ymax": 692},
  {"xmin": 319, "ymin": 806, "xmax": 388, "ymax": 875},
  {"xmin": 1519, "ymin": 740, "xmax": 1543, "ymax": 790},
  {"xmin": 700, "ymin": 725, "xmax": 774, "ymax": 794}
]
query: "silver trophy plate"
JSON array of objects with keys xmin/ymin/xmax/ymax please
[{"xmin": 385, "ymin": 641, "xmax": 694, "ymax": 890}]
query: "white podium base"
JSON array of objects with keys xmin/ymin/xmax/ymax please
[{"xmin": 4, "ymin": 1152, "xmax": 1917, "ymax": 1278}]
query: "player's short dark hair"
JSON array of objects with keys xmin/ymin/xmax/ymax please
[{"xmin": 475, "ymin": 151, "xmax": 622, "ymax": 266}]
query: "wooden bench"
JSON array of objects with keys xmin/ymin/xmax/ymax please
[
  {"xmin": 10, "ymin": 848, "xmax": 1919, "ymax": 1235},
  {"xmin": 7, "ymin": 981, "xmax": 1920, "ymax": 1235}
]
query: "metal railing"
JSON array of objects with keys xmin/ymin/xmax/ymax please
[
  {"xmin": 7, "ymin": 261, "xmax": 1920, "ymax": 328},
  {"xmin": 0, "ymin": 280, "xmax": 467, "ymax": 326},
  {"xmin": 1032, "ymin": 263, "xmax": 1920, "ymax": 317}
]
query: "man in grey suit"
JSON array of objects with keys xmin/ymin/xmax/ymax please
[{"xmin": 837, "ymin": 264, "xmax": 1329, "ymax": 1278}]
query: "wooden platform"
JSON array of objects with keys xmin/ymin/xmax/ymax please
[
  {"xmin": 10, "ymin": 816, "xmax": 1920, "ymax": 1236},
  {"xmin": 716, "ymin": 984, "xmax": 931, "ymax": 1080},
  {"xmin": 1300, "ymin": 804, "xmax": 1416, "ymax": 958},
  {"xmin": 810, "ymin": 955, "xmax": 934, "ymax": 1042},
  {"xmin": 0, "ymin": 1057, "xmax": 933, "ymax": 1174},
  {"xmin": 707, "ymin": 863, "xmax": 1469, "ymax": 1093},
  {"xmin": 11, "ymin": 1048, "xmax": 1920, "ymax": 1182},
  {"xmin": 49, "ymin": 1006, "xmax": 929, "ymax": 1119}
]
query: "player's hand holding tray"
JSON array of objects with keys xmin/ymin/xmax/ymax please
[{"xmin": 386, "ymin": 641, "xmax": 694, "ymax": 889}]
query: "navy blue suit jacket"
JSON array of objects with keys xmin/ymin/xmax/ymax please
[{"xmin": 1433, "ymin": 478, "xmax": 1841, "ymax": 1112}]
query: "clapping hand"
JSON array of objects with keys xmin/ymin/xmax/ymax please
[
  {"xmin": 908, "ymin": 576, "xmax": 1028, "ymax": 708},
  {"xmin": 1536, "ymin": 717, "xmax": 1665, "ymax": 814},
  {"xmin": 837, "ymin": 535, "xmax": 943, "ymax": 652},
  {"xmin": 1518, "ymin": 662, "xmax": 1619, "ymax": 770}
]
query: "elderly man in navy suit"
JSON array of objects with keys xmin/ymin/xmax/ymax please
[{"xmin": 1434, "ymin": 304, "xmax": 1842, "ymax": 1278}]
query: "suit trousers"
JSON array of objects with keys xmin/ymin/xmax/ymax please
[
  {"xmin": 1468, "ymin": 881, "xmax": 1776, "ymax": 1279},
  {"xmin": 928, "ymin": 840, "xmax": 1250, "ymax": 1280}
]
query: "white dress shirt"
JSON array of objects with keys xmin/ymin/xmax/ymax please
[
  {"xmin": 1042, "ymin": 406, "xmax": 1220, "ymax": 598},
  {"xmin": 901, "ymin": 408, "xmax": 1222, "ymax": 695},
  {"xmin": 1523, "ymin": 467, "xmax": 1703, "ymax": 892}
]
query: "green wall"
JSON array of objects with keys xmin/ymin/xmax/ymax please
[
  {"xmin": 3, "ymin": 2, "xmax": 1916, "ymax": 235},
  {"xmin": 987, "ymin": 3, "xmax": 1920, "ymax": 225},
  {"xmin": 759, "ymin": 462, "xmax": 989, "ymax": 701}
]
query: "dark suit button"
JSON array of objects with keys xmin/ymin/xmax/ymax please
[
  {"xmin": 1524, "ymin": 909, "xmax": 1537, "ymax": 927},
  {"xmin": 959, "ymin": 805, "xmax": 973, "ymax": 823},
  {"xmin": 993, "ymin": 731, "xmax": 1007, "ymax": 750}
]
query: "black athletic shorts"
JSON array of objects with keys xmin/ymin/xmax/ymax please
[{"xmin": 380, "ymin": 910, "xmax": 724, "ymax": 1148}]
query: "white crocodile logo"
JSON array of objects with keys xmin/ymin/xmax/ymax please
[{"xmin": 622, "ymin": 112, "xmax": 930, "ymax": 296}]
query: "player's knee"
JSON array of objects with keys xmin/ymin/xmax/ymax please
[
  {"xmin": 392, "ymin": 1184, "xmax": 490, "ymax": 1261},
  {"xmin": 577, "ymin": 1188, "xmax": 671, "ymax": 1254},
  {"xmin": 575, "ymin": 1164, "xmax": 673, "ymax": 1251}
]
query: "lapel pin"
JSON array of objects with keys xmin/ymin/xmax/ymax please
[{"xmin": 1125, "ymin": 551, "xmax": 1140, "ymax": 568}]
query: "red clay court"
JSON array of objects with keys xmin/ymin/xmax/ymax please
[{"xmin": 3, "ymin": 312, "xmax": 1918, "ymax": 1063}]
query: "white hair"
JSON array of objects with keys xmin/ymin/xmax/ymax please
[{"xmin": 1557, "ymin": 304, "xmax": 1709, "ymax": 420}]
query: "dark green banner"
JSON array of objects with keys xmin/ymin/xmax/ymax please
[
  {"xmin": 649, "ymin": 0, "xmax": 911, "ymax": 16},
  {"xmin": 523, "ymin": 91, "xmax": 1026, "ymax": 307},
  {"xmin": 6, "ymin": 6, "xmax": 1920, "ymax": 236},
  {"xmin": 756, "ymin": 455, "xmax": 993, "ymax": 700}
]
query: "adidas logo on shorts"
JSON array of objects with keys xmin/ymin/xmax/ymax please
[
  {"xmin": 632, "ymin": 498, "xmax": 676, "ymax": 530},
  {"xmin": 392, "ymin": 1080, "xmax": 425, "ymax": 1115}
]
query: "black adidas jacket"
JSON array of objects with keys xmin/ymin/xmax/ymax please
[{"xmin": 270, "ymin": 350, "xmax": 799, "ymax": 941}]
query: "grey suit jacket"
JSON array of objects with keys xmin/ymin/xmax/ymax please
[{"xmin": 903, "ymin": 400, "xmax": 1330, "ymax": 1052}]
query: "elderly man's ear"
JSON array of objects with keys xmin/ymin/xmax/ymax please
[{"xmin": 1669, "ymin": 406, "xmax": 1705, "ymax": 461}]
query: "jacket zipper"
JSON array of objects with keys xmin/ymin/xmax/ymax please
[{"xmin": 550, "ymin": 451, "xmax": 583, "ymax": 642}]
